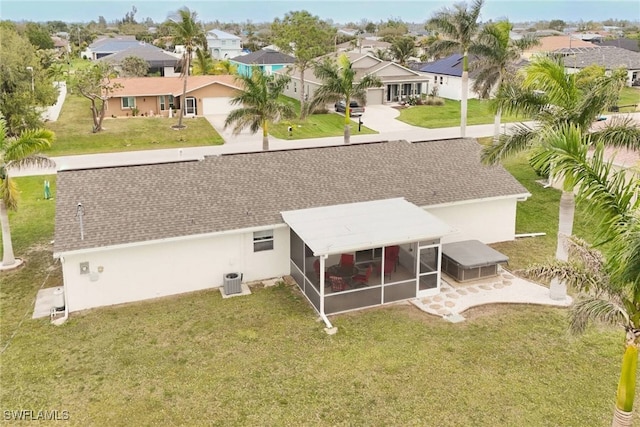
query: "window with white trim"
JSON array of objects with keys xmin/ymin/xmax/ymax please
[
  {"xmin": 121, "ymin": 96, "xmax": 136, "ymax": 109},
  {"xmin": 253, "ymin": 230, "xmax": 274, "ymax": 252},
  {"xmin": 159, "ymin": 95, "xmax": 174, "ymax": 111}
]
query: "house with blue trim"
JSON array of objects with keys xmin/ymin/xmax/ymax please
[{"xmin": 230, "ymin": 49, "xmax": 296, "ymax": 77}]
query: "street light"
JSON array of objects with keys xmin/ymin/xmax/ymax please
[{"xmin": 26, "ymin": 66, "xmax": 34, "ymax": 92}]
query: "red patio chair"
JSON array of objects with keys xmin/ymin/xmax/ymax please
[
  {"xmin": 340, "ymin": 253, "xmax": 355, "ymax": 269},
  {"xmin": 329, "ymin": 275, "xmax": 349, "ymax": 292},
  {"xmin": 376, "ymin": 246, "xmax": 400, "ymax": 279},
  {"xmin": 352, "ymin": 264, "xmax": 373, "ymax": 288}
]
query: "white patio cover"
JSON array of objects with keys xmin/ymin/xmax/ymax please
[{"xmin": 281, "ymin": 198, "xmax": 455, "ymax": 256}]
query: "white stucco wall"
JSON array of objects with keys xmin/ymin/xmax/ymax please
[
  {"xmin": 426, "ymin": 197, "xmax": 522, "ymax": 244},
  {"xmin": 422, "ymin": 73, "xmax": 480, "ymax": 100},
  {"xmin": 60, "ymin": 227, "xmax": 290, "ymax": 312}
]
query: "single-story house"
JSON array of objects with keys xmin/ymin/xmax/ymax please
[
  {"xmin": 417, "ymin": 54, "xmax": 528, "ymax": 100},
  {"xmin": 82, "ymin": 36, "xmax": 142, "ymax": 60},
  {"xmin": 277, "ymin": 52, "xmax": 430, "ymax": 104},
  {"xmin": 206, "ymin": 29, "xmax": 243, "ymax": 60},
  {"xmin": 563, "ymin": 46, "xmax": 640, "ymax": 87},
  {"xmin": 336, "ymin": 39, "xmax": 392, "ymax": 55},
  {"xmin": 106, "ymin": 75, "xmax": 242, "ymax": 117},
  {"xmin": 53, "ymin": 139, "xmax": 530, "ymax": 319},
  {"xmin": 522, "ymin": 35, "xmax": 595, "ymax": 59},
  {"xmin": 229, "ymin": 49, "xmax": 295, "ymax": 77},
  {"xmin": 97, "ymin": 43, "xmax": 181, "ymax": 77},
  {"xmin": 418, "ymin": 54, "xmax": 482, "ymax": 100}
]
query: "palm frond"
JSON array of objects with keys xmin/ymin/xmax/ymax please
[
  {"xmin": 480, "ymin": 122, "xmax": 537, "ymax": 164},
  {"xmin": 569, "ymin": 295, "xmax": 629, "ymax": 334},
  {"xmin": 3, "ymin": 129, "xmax": 55, "ymax": 163},
  {"xmin": 591, "ymin": 116, "xmax": 640, "ymax": 150},
  {"xmin": 0, "ymin": 176, "xmax": 18, "ymax": 210}
]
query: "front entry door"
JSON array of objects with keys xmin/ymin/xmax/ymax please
[
  {"xmin": 417, "ymin": 242, "xmax": 441, "ymax": 297},
  {"xmin": 185, "ymin": 97, "xmax": 197, "ymax": 116}
]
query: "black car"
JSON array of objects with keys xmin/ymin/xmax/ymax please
[{"xmin": 334, "ymin": 100, "xmax": 365, "ymax": 116}]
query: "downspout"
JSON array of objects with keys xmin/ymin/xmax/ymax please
[{"xmin": 318, "ymin": 255, "xmax": 334, "ymax": 330}]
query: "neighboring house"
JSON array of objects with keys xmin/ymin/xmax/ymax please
[
  {"xmin": 106, "ymin": 75, "xmax": 242, "ymax": 117},
  {"xmin": 418, "ymin": 54, "xmax": 481, "ymax": 100},
  {"xmin": 51, "ymin": 36, "xmax": 70, "ymax": 54},
  {"xmin": 563, "ymin": 46, "xmax": 640, "ymax": 86},
  {"xmin": 522, "ymin": 35, "xmax": 595, "ymax": 59},
  {"xmin": 229, "ymin": 49, "xmax": 295, "ymax": 77},
  {"xmin": 277, "ymin": 52, "xmax": 430, "ymax": 104},
  {"xmin": 416, "ymin": 54, "xmax": 528, "ymax": 100},
  {"xmin": 97, "ymin": 43, "xmax": 180, "ymax": 77},
  {"xmin": 82, "ymin": 35, "xmax": 141, "ymax": 60},
  {"xmin": 53, "ymin": 138, "xmax": 530, "ymax": 316},
  {"xmin": 593, "ymin": 38, "xmax": 640, "ymax": 53},
  {"xmin": 571, "ymin": 33, "xmax": 605, "ymax": 42},
  {"xmin": 206, "ymin": 29, "xmax": 243, "ymax": 59},
  {"xmin": 336, "ymin": 39, "xmax": 392, "ymax": 55}
]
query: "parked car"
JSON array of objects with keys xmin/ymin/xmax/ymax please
[{"xmin": 334, "ymin": 100, "xmax": 365, "ymax": 116}]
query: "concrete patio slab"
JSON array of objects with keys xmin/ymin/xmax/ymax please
[{"xmin": 411, "ymin": 267, "xmax": 572, "ymax": 321}]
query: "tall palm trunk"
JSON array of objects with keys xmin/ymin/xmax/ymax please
[
  {"xmin": 493, "ymin": 108, "xmax": 502, "ymax": 142},
  {"xmin": 299, "ymin": 68, "xmax": 306, "ymax": 119},
  {"xmin": 262, "ymin": 120, "xmax": 269, "ymax": 151},
  {"xmin": 344, "ymin": 108, "xmax": 351, "ymax": 144},
  {"xmin": 611, "ymin": 336, "xmax": 638, "ymax": 427},
  {"xmin": 460, "ymin": 52, "xmax": 469, "ymax": 138},
  {"xmin": 550, "ymin": 190, "xmax": 575, "ymax": 300},
  {"xmin": 0, "ymin": 200, "xmax": 16, "ymax": 266},
  {"xmin": 177, "ymin": 56, "xmax": 190, "ymax": 128}
]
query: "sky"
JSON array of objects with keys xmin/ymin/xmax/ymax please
[{"xmin": 1, "ymin": 0, "xmax": 639, "ymax": 25}]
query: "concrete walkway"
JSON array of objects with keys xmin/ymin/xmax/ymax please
[{"xmin": 411, "ymin": 267, "xmax": 572, "ymax": 322}]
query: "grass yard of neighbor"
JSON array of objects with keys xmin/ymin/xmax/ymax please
[
  {"xmin": 396, "ymin": 98, "xmax": 524, "ymax": 128},
  {"xmin": 270, "ymin": 113, "xmax": 377, "ymax": 139},
  {"xmin": 44, "ymin": 94, "xmax": 224, "ymax": 156},
  {"xmin": 616, "ymin": 86, "xmax": 640, "ymax": 113},
  {"xmin": 0, "ymin": 150, "xmax": 636, "ymax": 426}
]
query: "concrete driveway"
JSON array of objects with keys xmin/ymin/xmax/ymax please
[{"xmin": 359, "ymin": 104, "xmax": 423, "ymax": 132}]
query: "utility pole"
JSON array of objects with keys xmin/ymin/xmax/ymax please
[{"xmin": 26, "ymin": 66, "xmax": 34, "ymax": 92}]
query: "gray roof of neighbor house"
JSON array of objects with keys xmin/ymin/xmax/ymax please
[
  {"xmin": 53, "ymin": 139, "xmax": 529, "ymax": 254},
  {"xmin": 230, "ymin": 49, "xmax": 295, "ymax": 65},
  {"xmin": 97, "ymin": 44, "xmax": 179, "ymax": 67},
  {"xmin": 89, "ymin": 37, "xmax": 142, "ymax": 53},
  {"xmin": 567, "ymin": 46, "xmax": 640, "ymax": 70},
  {"xmin": 595, "ymin": 38, "xmax": 640, "ymax": 53},
  {"xmin": 419, "ymin": 54, "xmax": 529, "ymax": 78}
]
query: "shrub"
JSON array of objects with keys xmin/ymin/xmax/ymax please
[{"xmin": 423, "ymin": 96, "xmax": 445, "ymax": 106}]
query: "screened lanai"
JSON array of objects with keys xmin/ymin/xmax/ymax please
[{"xmin": 281, "ymin": 198, "xmax": 455, "ymax": 316}]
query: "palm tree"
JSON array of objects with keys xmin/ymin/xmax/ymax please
[
  {"xmin": 224, "ymin": 67, "xmax": 295, "ymax": 151},
  {"xmin": 427, "ymin": 0, "xmax": 485, "ymax": 137},
  {"xmin": 0, "ymin": 116, "xmax": 55, "ymax": 267},
  {"xmin": 166, "ymin": 7, "xmax": 206, "ymax": 129},
  {"xmin": 192, "ymin": 47, "xmax": 214, "ymax": 75},
  {"xmin": 524, "ymin": 127, "xmax": 640, "ymax": 426},
  {"xmin": 482, "ymin": 57, "xmax": 640, "ymax": 268},
  {"xmin": 469, "ymin": 20, "xmax": 539, "ymax": 140},
  {"xmin": 389, "ymin": 36, "xmax": 417, "ymax": 67},
  {"xmin": 306, "ymin": 54, "xmax": 382, "ymax": 144}
]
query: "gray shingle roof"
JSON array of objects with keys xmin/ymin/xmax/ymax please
[
  {"xmin": 230, "ymin": 49, "xmax": 295, "ymax": 65},
  {"xmin": 54, "ymin": 139, "xmax": 529, "ymax": 254},
  {"xmin": 97, "ymin": 44, "xmax": 179, "ymax": 67},
  {"xmin": 568, "ymin": 46, "xmax": 640, "ymax": 70}
]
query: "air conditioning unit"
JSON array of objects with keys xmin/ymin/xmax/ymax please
[{"xmin": 223, "ymin": 272, "xmax": 243, "ymax": 295}]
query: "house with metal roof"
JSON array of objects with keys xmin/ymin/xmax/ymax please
[
  {"xmin": 206, "ymin": 29, "xmax": 243, "ymax": 60},
  {"xmin": 81, "ymin": 36, "xmax": 142, "ymax": 60},
  {"xmin": 53, "ymin": 139, "xmax": 529, "ymax": 323},
  {"xmin": 229, "ymin": 49, "xmax": 295, "ymax": 77}
]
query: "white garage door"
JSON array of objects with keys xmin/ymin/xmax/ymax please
[{"xmin": 202, "ymin": 97, "xmax": 235, "ymax": 115}]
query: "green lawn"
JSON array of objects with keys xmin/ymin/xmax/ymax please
[
  {"xmin": 1, "ymin": 164, "xmax": 637, "ymax": 425},
  {"xmin": 44, "ymin": 94, "xmax": 224, "ymax": 156},
  {"xmin": 270, "ymin": 113, "xmax": 377, "ymax": 139},
  {"xmin": 616, "ymin": 86, "xmax": 640, "ymax": 112},
  {"xmin": 396, "ymin": 98, "xmax": 524, "ymax": 128}
]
